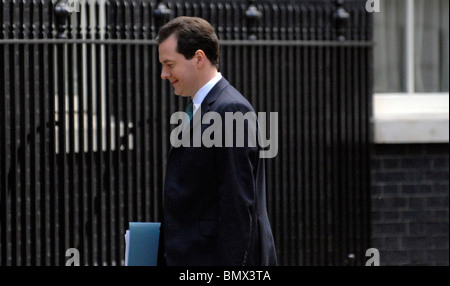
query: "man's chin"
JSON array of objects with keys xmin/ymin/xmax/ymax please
[
  {"xmin": 175, "ymin": 92, "xmax": 190, "ymax": 98},
  {"xmin": 172, "ymin": 88, "xmax": 191, "ymax": 98}
]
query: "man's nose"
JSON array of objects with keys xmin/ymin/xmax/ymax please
[{"xmin": 161, "ymin": 66, "xmax": 170, "ymax": 79}]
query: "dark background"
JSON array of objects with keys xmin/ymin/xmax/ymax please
[{"xmin": 0, "ymin": 0, "xmax": 447, "ymax": 266}]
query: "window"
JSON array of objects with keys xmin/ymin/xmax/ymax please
[
  {"xmin": 371, "ymin": 0, "xmax": 449, "ymax": 144},
  {"xmin": 373, "ymin": 0, "xmax": 449, "ymax": 93}
]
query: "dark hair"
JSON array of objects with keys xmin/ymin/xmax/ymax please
[{"xmin": 156, "ymin": 16, "xmax": 220, "ymax": 69}]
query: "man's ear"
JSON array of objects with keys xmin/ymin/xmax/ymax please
[{"xmin": 194, "ymin": 49, "xmax": 207, "ymax": 67}]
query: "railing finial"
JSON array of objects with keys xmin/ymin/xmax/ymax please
[{"xmin": 245, "ymin": 0, "xmax": 262, "ymax": 40}]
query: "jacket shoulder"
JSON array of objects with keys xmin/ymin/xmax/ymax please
[{"xmin": 213, "ymin": 84, "xmax": 255, "ymax": 114}]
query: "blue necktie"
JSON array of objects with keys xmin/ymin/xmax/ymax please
[{"xmin": 185, "ymin": 100, "xmax": 193, "ymax": 121}]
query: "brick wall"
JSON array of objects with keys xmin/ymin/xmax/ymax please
[{"xmin": 370, "ymin": 143, "xmax": 449, "ymax": 266}]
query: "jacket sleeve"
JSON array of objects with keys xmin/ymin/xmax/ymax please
[{"xmin": 215, "ymin": 103, "xmax": 259, "ymax": 265}]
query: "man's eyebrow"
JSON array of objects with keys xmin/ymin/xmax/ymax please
[{"xmin": 162, "ymin": 59, "xmax": 174, "ymax": 64}]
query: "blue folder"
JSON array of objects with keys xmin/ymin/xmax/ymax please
[{"xmin": 126, "ymin": 222, "xmax": 161, "ymax": 266}]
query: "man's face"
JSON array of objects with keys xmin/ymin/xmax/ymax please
[{"xmin": 158, "ymin": 35, "xmax": 198, "ymax": 98}]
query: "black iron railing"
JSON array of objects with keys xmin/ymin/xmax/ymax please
[{"xmin": 0, "ymin": 0, "xmax": 373, "ymax": 266}]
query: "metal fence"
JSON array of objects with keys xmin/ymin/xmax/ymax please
[{"xmin": 0, "ymin": 0, "xmax": 373, "ymax": 265}]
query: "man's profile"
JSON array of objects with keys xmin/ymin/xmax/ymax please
[{"xmin": 157, "ymin": 16, "xmax": 277, "ymax": 266}]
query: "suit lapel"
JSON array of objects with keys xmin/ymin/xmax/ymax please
[
  {"xmin": 189, "ymin": 77, "xmax": 229, "ymax": 132},
  {"xmin": 201, "ymin": 77, "xmax": 229, "ymax": 114},
  {"xmin": 167, "ymin": 78, "xmax": 230, "ymax": 159}
]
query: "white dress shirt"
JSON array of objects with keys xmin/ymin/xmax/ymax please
[{"xmin": 192, "ymin": 72, "xmax": 223, "ymax": 115}]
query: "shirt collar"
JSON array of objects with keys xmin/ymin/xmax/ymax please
[{"xmin": 192, "ymin": 72, "xmax": 222, "ymax": 113}]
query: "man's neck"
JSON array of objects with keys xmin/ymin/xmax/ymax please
[{"xmin": 191, "ymin": 69, "xmax": 218, "ymax": 99}]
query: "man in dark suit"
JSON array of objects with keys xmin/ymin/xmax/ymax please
[{"xmin": 157, "ymin": 16, "xmax": 277, "ymax": 266}]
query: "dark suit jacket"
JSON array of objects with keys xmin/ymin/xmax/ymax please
[{"xmin": 160, "ymin": 78, "xmax": 277, "ymax": 266}]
